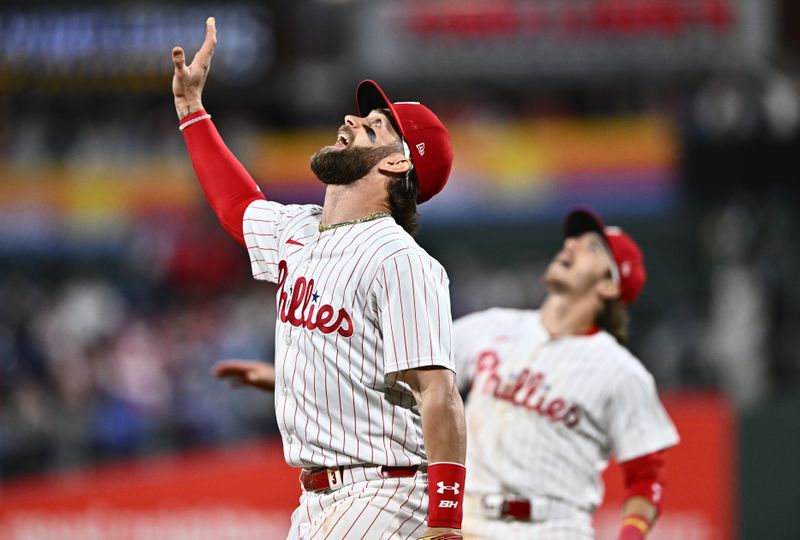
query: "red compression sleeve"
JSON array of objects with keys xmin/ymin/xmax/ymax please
[
  {"xmin": 621, "ymin": 450, "xmax": 666, "ymax": 512},
  {"xmin": 180, "ymin": 110, "xmax": 265, "ymax": 246},
  {"xmin": 427, "ymin": 462, "xmax": 466, "ymax": 529}
]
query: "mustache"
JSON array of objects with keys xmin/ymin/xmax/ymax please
[{"xmin": 338, "ymin": 125, "xmax": 356, "ymax": 144}]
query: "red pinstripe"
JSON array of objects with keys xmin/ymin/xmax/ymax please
[
  {"xmin": 335, "ymin": 222, "xmax": 402, "ymax": 460},
  {"xmin": 407, "ymin": 255, "xmax": 420, "ymax": 361},
  {"xmin": 393, "ymin": 259, "xmax": 410, "ymax": 361},
  {"xmin": 243, "ymin": 218, "xmax": 279, "ymax": 224},
  {"xmin": 247, "ymin": 203, "xmax": 453, "ymax": 471},
  {"xmin": 301, "ymin": 229, "xmax": 336, "ymax": 465},
  {"xmin": 359, "ymin": 479, "xmax": 403, "ymax": 539},
  {"xmin": 318, "ymin": 483, "xmax": 369, "ymax": 540},
  {"xmin": 244, "ymin": 232, "xmax": 279, "ymax": 239},
  {"xmin": 311, "ymin": 226, "xmax": 358, "ymax": 465},
  {"xmin": 386, "ymin": 478, "xmax": 422, "ymax": 538},
  {"xmin": 380, "ymin": 268, "xmax": 400, "ymax": 379},
  {"xmin": 336, "ymin": 479, "xmax": 388, "ymax": 539}
]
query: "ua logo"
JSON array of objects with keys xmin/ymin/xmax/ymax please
[
  {"xmin": 436, "ymin": 481, "xmax": 460, "ymax": 495},
  {"xmin": 416, "ymin": 142, "xmax": 426, "ymax": 156}
]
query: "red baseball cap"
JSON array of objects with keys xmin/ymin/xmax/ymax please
[
  {"xmin": 356, "ymin": 80, "xmax": 453, "ymax": 204},
  {"xmin": 563, "ymin": 207, "xmax": 647, "ymax": 305}
]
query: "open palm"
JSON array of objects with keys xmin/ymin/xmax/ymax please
[{"xmin": 172, "ymin": 17, "xmax": 217, "ymax": 119}]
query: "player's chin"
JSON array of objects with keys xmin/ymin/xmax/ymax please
[
  {"xmin": 543, "ymin": 263, "xmax": 565, "ymax": 283},
  {"xmin": 542, "ymin": 270, "xmax": 569, "ymax": 291}
]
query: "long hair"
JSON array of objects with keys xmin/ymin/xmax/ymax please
[
  {"xmin": 382, "ymin": 108, "xmax": 420, "ymax": 236},
  {"xmin": 387, "ymin": 169, "xmax": 420, "ymax": 236},
  {"xmin": 596, "ymin": 298, "xmax": 630, "ymax": 346}
]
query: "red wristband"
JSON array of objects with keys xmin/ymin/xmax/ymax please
[
  {"xmin": 178, "ymin": 109, "xmax": 211, "ymax": 130},
  {"xmin": 618, "ymin": 514, "xmax": 649, "ymax": 540},
  {"xmin": 427, "ymin": 462, "xmax": 466, "ymax": 529}
]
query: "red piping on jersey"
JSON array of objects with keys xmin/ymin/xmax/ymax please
[{"xmin": 180, "ymin": 110, "xmax": 265, "ymax": 246}]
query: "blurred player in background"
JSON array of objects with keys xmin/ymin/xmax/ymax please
[
  {"xmin": 216, "ymin": 207, "xmax": 680, "ymax": 540},
  {"xmin": 172, "ymin": 17, "xmax": 466, "ymax": 540},
  {"xmin": 453, "ymin": 207, "xmax": 680, "ymax": 540}
]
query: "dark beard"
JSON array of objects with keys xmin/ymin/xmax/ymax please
[{"xmin": 310, "ymin": 143, "xmax": 400, "ymax": 186}]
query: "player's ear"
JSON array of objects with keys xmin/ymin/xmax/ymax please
[
  {"xmin": 596, "ymin": 278, "xmax": 621, "ymax": 302},
  {"xmin": 376, "ymin": 153, "xmax": 412, "ymax": 176}
]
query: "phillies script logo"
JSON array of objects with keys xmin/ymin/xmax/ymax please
[
  {"xmin": 474, "ymin": 350, "xmax": 581, "ymax": 428},
  {"xmin": 277, "ymin": 260, "xmax": 354, "ymax": 337}
]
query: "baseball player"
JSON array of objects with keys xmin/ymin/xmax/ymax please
[
  {"xmin": 453, "ymin": 207, "xmax": 680, "ymax": 540},
  {"xmin": 171, "ymin": 18, "xmax": 466, "ymax": 540}
]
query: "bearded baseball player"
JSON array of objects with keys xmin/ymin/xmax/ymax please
[
  {"xmin": 452, "ymin": 207, "xmax": 680, "ymax": 540},
  {"xmin": 171, "ymin": 18, "xmax": 466, "ymax": 540}
]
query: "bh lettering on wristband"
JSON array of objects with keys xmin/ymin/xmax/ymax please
[{"xmin": 427, "ymin": 462, "xmax": 466, "ymax": 529}]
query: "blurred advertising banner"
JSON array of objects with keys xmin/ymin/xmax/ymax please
[
  {"xmin": 0, "ymin": 441, "xmax": 297, "ymax": 540},
  {"xmin": 595, "ymin": 392, "xmax": 736, "ymax": 540},
  {"xmin": 352, "ymin": 0, "xmax": 774, "ymax": 82},
  {"xmin": 0, "ymin": 392, "xmax": 734, "ymax": 540}
]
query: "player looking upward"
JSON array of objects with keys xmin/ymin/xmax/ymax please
[
  {"xmin": 172, "ymin": 18, "xmax": 466, "ymax": 540},
  {"xmin": 453, "ymin": 207, "xmax": 679, "ymax": 540},
  {"xmin": 214, "ymin": 209, "xmax": 680, "ymax": 540}
]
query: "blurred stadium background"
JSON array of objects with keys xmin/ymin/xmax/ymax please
[{"xmin": 1, "ymin": 1, "xmax": 799, "ymax": 539}]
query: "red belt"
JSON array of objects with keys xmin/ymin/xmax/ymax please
[
  {"xmin": 480, "ymin": 494, "xmax": 537, "ymax": 521},
  {"xmin": 499, "ymin": 499, "xmax": 531, "ymax": 521},
  {"xmin": 300, "ymin": 465, "xmax": 419, "ymax": 493}
]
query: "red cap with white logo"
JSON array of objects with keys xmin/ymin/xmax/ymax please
[
  {"xmin": 563, "ymin": 207, "xmax": 647, "ymax": 305},
  {"xmin": 356, "ymin": 80, "xmax": 454, "ymax": 204}
]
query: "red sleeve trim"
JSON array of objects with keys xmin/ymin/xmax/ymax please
[
  {"xmin": 621, "ymin": 450, "xmax": 666, "ymax": 512},
  {"xmin": 179, "ymin": 109, "xmax": 265, "ymax": 246},
  {"xmin": 179, "ymin": 110, "xmax": 211, "ymax": 129}
]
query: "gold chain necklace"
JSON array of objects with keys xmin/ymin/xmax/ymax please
[{"xmin": 318, "ymin": 211, "xmax": 391, "ymax": 232}]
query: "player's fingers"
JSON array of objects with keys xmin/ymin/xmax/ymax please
[
  {"xmin": 193, "ymin": 17, "xmax": 217, "ymax": 68},
  {"xmin": 212, "ymin": 364, "xmax": 242, "ymax": 378},
  {"xmin": 172, "ymin": 47, "xmax": 186, "ymax": 71},
  {"xmin": 212, "ymin": 359, "xmax": 260, "ymax": 377}
]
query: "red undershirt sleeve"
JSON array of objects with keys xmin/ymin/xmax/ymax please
[
  {"xmin": 179, "ymin": 110, "xmax": 265, "ymax": 247},
  {"xmin": 621, "ymin": 450, "xmax": 666, "ymax": 512}
]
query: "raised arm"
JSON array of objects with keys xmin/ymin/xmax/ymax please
[{"xmin": 171, "ymin": 17, "xmax": 264, "ymax": 246}]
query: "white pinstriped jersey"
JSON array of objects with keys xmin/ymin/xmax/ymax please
[
  {"xmin": 454, "ymin": 308, "xmax": 679, "ymax": 512},
  {"xmin": 243, "ymin": 199, "xmax": 454, "ymax": 469}
]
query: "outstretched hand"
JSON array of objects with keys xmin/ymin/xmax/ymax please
[
  {"xmin": 212, "ymin": 359, "xmax": 276, "ymax": 392},
  {"xmin": 172, "ymin": 16, "xmax": 217, "ymax": 119}
]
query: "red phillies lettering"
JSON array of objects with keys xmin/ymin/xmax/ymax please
[
  {"xmin": 475, "ymin": 351, "xmax": 501, "ymax": 395},
  {"xmin": 472, "ymin": 349, "xmax": 582, "ymax": 429},
  {"xmin": 277, "ymin": 260, "xmax": 354, "ymax": 338}
]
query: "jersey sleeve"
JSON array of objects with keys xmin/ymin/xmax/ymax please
[
  {"xmin": 607, "ymin": 365, "xmax": 680, "ymax": 462},
  {"xmin": 452, "ymin": 310, "xmax": 494, "ymax": 392},
  {"xmin": 242, "ymin": 200, "xmax": 315, "ymax": 284},
  {"xmin": 372, "ymin": 252, "xmax": 454, "ymax": 375}
]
